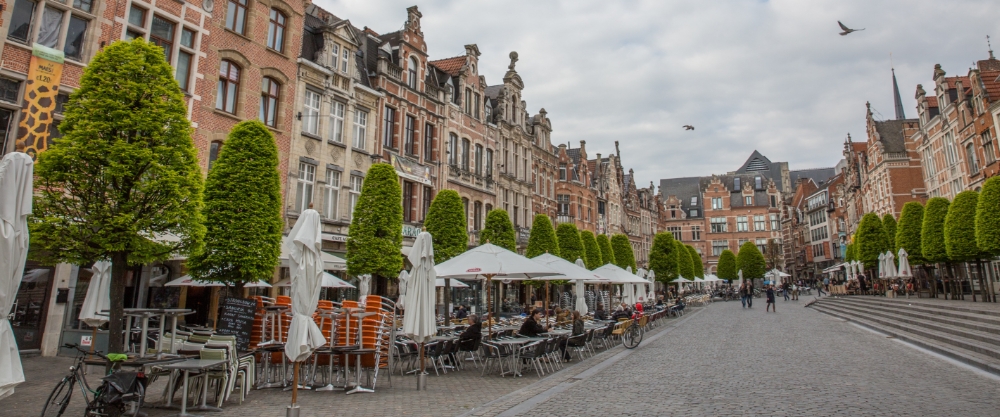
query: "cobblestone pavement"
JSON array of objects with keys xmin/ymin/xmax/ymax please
[
  {"xmin": 482, "ymin": 298, "xmax": 1000, "ymax": 417},
  {"xmin": 1, "ymin": 311, "xmax": 694, "ymax": 417}
]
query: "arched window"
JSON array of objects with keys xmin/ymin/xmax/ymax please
[
  {"xmin": 216, "ymin": 60, "xmax": 240, "ymax": 114},
  {"xmin": 225, "ymin": 0, "xmax": 248, "ymax": 34},
  {"xmin": 267, "ymin": 9, "xmax": 287, "ymax": 53},
  {"xmin": 408, "ymin": 56, "xmax": 418, "ymax": 90},
  {"xmin": 259, "ymin": 77, "xmax": 280, "ymax": 127},
  {"xmin": 208, "ymin": 141, "xmax": 223, "ymax": 169}
]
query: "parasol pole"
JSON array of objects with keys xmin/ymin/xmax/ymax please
[
  {"xmin": 485, "ymin": 273, "xmax": 494, "ymax": 340},
  {"xmin": 418, "ymin": 342, "xmax": 425, "ymax": 390},
  {"xmin": 545, "ymin": 282, "xmax": 550, "ymax": 326},
  {"xmin": 89, "ymin": 327, "xmax": 98, "ymax": 354},
  {"xmin": 291, "ymin": 362, "xmax": 300, "ymax": 405}
]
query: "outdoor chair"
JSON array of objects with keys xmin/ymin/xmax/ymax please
[
  {"xmin": 393, "ymin": 339, "xmax": 417, "ymax": 376},
  {"xmin": 518, "ymin": 342, "xmax": 548, "ymax": 378},
  {"xmin": 566, "ymin": 333, "xmax": 588, "ymax": 361},
  {"xmin": 424, "ymin": 341, "xmax": 445, "ymax": 376},
  {"xmin": 457, "ymin": 337, "xmax": 482, "ymax": 368},
  {"xmin": 582, "ymin": 329, "xmax": 596, "ymax": 357}
]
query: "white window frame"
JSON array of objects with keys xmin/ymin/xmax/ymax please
[
  {"xmin": 330, "ymin": 101, "xmax": 345, "ymax": 143},
  {"xmin": 736, "ymin": 216, "xmax": 748, "ymax": 232},
  {"xmin": 322, "ymin": 169, "xmax": 340, "ymax": 219},
  {"xmin": 348, "ymin": 175, "xmax": 363, "ymax": 219},
  {"xmin": 330, "ymin": 43, "xmax": 340, "ymax": 69},
  {"xmin": 303, "ymin": 89, "xmax": 321, "ymax": 135},
  {"xmin": 352, "ymin": 109, "xmax": 367, "ymax": 149},
  {"xmin": 295, "ymin": 162, "xmax": 315, "ymax": 212}
]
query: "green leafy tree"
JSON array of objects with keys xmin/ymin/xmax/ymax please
[
  {"xmin": 480, "ymin": 209, "xmax": 516, "ymax": 251},
  {"xmin": 896, "ymin": 202, "xmax": 925, "ymax": 265},
  {"xmin": 596, "ymin": 234, "xmax": 615, "ymax": 266},
  {"xmin": 422, "ymin": 189, "xmax": 466, "ymax": 264},
  {"xmin": 556, "ymin": 223, "xmax": 585, "ymax": 263},
  {"xmin": 945, "ymin": 191, "xmax": 983, "ymax": 261},
  {"xmin": 717, "ymin": 250, "xmax": 737, "ymax": 281},
  {"xmin": 611, "ymin": 234, "xmax": 637, "ymax": 271},
  {"xmin": 882, "ymin": 213, "xmax": 898, "ymax": 262},
  {"xmin": 975, "ymin": 177, "xmax": 1000, "ymax": 255},
  {"xmin": 648, "ymin": 232, "xmax": 678, "ymax": 282},
  {"xmin": 736, "ymin": 241, "xmax": 766, "ymax": 279},
  {"xmin": 764, "ymin": 239, "xmax": 782, "ymax": 270},
  {"xmin": 580, "ymin": 231, "xmax": 603, "ymax": 269},
  {"xmin": 526, "ymin": 214, "xmax": 559, "ymax": 258},
  {"xmin": 346, "ymin": 163, "xmax": 403, "ymax": 281},
  {"xmin": 187, "ymin": 121, "xmax": 281, "ymax": 293},
  {"xmin": 687, "ymin": 245, "xmax": 704, "ymax": 278},
  {"xmin": 856, "ymin": 213, "xmax": 887, "ymax": 271},
  {"xmin": 921, "ymin": 197, "xmax": 950, "ymax": 264},
  {"xmin": 844, "ymin": 243, "xmax": 854, "ymax": 262},
  {"xmin": 29, "ymin": 39, "xmax": 205, "ymax": 356},
  {"xmin": 676, "ymin": 240, "xmax": 694, "ymax": 279}
]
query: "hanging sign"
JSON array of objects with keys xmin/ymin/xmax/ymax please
[{"xmin": 15, "ymin": 43, "xmax": 65, "ymax": 159}]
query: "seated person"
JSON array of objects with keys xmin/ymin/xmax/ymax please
[
  {"xmin": 593, "ymin": 304, "xmax": 608, "ymax": 320},
  {"xmin": 455, "ymin": 305, "xmax": 468, "ymax": 320},
  {"xmin": 562, "ymin": 311, "xmax": 587, "ymax": 361},
  {"xmin": 457, "ymin": 314, "xmax": 481, "ymax": 350},
  {"xmin": 611, "ymin": 305, "xmax": 631, "ymax": 321},
  {"xmin": 555, "ymin": 307, "xmax": 568, "ymax": 325},
  {"xmin": 518, "ymin": 309, "xmax": 547, "ymax": 337}
]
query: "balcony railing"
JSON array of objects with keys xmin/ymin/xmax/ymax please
[
  {"xmin": 448, "ymin": 164, "xmax": 494, "ymax": 190},
  {"xmin": 556, "ymin": 214, "xmax": 574, "ymax": 224}
]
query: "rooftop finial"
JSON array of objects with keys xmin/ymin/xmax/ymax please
[
  {"xmin": 508, "ymin": 51, "xmax": 518, "ymax": 71},
  {"xmin": 891, "ymin": 65, "xmax": 906, "ymax": 120},
  {"xmin": 989, "ymin": 35, "xmax": 995, "ymax": 60}
]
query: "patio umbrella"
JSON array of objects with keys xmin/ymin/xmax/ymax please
[
  {"xmin": 575, "ymin": 258, "xmax": 590, "ymax": 314},
  {"xmin": 403, "ymin": 232, "xmax": 435, "ymax": 390},
  {"xmin": 436, "ymin": 243, "xmax": 560, "ymax": 338},
  {"xmin": 897, "ymin": 248, "xmax": 913, "ymax": 278},
  {"xmin": 0, "ymin": 153, "xmax": 32, "ymax": 400},
  {"xmin": 435, "ymin": 278, "xmax": 469, "ymax": 288},
  {"xmin": 78, "ymin": 261, "xmax": 111, "ymax": 352},
  {"xmin": 647, "ymin": 270, "xmax": 657, "ymax": 300},
  {"xmin": 357, "ymin": 274, "xmax": 371, "ymax": 300},
  {"xmin": 525, "ymin": 255, "xmax": 598, "ymax": 323},
  {"xmin": 283, "ymin": 209, "xmax": 326, "ymax": 410},
  {"xmin": 274, "ymin": 272, "xmax": 353, "ymax": 289},
  {"xmin": 737, "ymin": 269, "xmax": 744, "ymax": 290},
  {"xmin": 397, "ymin": 270, "xmax": 409, "ymax": 310},
  {"xmin": 165, "ymin": 275, "xmax": 272, "ymax": 288},
  {"xmin": 878, "ymin": 252, "xmax": 886, "ymax": 279}
]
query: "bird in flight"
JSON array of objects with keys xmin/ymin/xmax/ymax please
[
  {"xmin": 683, "ymin": 125, "xmax": 695, "ymax": 131},
  {"xmin": 838, "ymin": 21, "xmax": 864, "ymax": 36}
]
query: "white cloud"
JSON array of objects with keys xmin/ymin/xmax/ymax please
[{"xmin": 317, "ymin": 0, "xmax": 1000, "ymax": 183}]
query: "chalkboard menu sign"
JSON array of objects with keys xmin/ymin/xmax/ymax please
[{"xmin": 216, "ymin": 297, "xmax": 257, "ymax": 351}]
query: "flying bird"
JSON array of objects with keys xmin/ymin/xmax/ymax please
[
  {"xmin": 683, "ymin": 125, "xmax": 695, "ymax": 131},
  {"xmin": 838, "ymin": 21, "xmax": 864, "ymax": 36}
]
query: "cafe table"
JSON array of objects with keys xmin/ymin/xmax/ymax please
[
  {"xmin": 162, "ymin": 358, "xmax": 228, "ymax": 417},
  {"xmin": 490, "ymin": 337, "xmax": 548, "ymax": 377}
]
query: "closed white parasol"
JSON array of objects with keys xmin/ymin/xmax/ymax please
[
  {"xmin": 897, "ymin": 248, "xmax": 913, "ymax": 278},
  {"xmin": 402, "ymin": 232, "xmax": 436, "ymax": 390},
  {"xmin": 0, "ymin": 153, "xmax": 32, "ymax": 399},
  {"xmin": 282, "ymin": 209, "xmax": 327, "ymax": 411}
]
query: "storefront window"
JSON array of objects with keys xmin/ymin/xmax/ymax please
[{"xmin": 12, "ymin": 263, "xmax": 54, "ymax": 350}]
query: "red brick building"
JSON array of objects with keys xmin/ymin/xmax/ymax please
[{"xmin": 554, "ymin": 141, "xmax": 596, "ymax": 233}]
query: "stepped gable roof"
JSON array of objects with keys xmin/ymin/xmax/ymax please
[
  {"xmin": 872, "ymin": 119, "xmax": 916, "ymax": 153},
  {"xmin": 566, "ymin": 148, "xmax": 581, "ymax": 165},
  {"xmin": 429, "ymin": 55, "xmax": 465, "ymax": 76}
]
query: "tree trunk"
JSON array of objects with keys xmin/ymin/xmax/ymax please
[
  {"xmin": 443, "ymin": 278, "xmax": 451, "ymax": 326},
  {"xmin": 966, "ymin": 262, "xmax": 977, "ymax": 302},
  {"xmin": 108, "ymin": 252, "xmax": 129, "ymax": 355}
]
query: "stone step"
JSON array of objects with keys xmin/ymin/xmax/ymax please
[
  {"xmin": 812, "ymin": 301, "xmax": 1000, "ymax": 363},
  {"xmin": 810, "ymin": 303, "xmax": 1000, "ymax": 376},
  {"xmin": 827, "ymin": 297, "xmax": 1000, "ymax": 336},
  {"xmin": 829, "ymin": 296, "xmax": 1000, "ymax": 325}
]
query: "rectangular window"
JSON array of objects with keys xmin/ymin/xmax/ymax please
[
  {"xmin": 557, "ymin": 194, "xmax": 570, "ymax": 214},
  {"xmin": 382, "ymin": 106, "xmax": 396, "ymax": 149},
  {"xmin": 559, "ymin": 163, "xmax": 567, "ymax": 180},
  {"xmin": 330, "ymin": 101, "xmax": 345, "ymax": 143},
  {"xmin": 710, "ymin": 217, "xmax": 727, "ymax": 233},
  {"xmin": 464, "ymin": 88, "xmax": 472, "ymax": 114},
  {"xmin": 149, "ymin": 15, "xmax": 174, "ymax": 61},
  {"xmin": 733, "ymin": 177, "xmax": 741, "ymax": 190},
  {"xmin": 402, "ymin": 181, "xmax": 413, "ymax": 222},
  {"xmin": 0, "ymin": 78, "xmax": 21, "ymax": 104},
  {"xmin": 259, "ymin": 77, "xmax": 279, "ymax": 127},
  {"xmin": 64, "ymin": 15, "xmax": 87, "ymax": 60},
  {"xmin": 322, "ymin": 170, "xmax": 340, "ymax": 219},
  {"xmin": 341, "ymin": 49, "xmax": 350, "ymax": 73},
  {"xmin": 712, "ymin": 240, "xmax": 728, "ymax": 256},
  {"xmin": 983, "ymin": 131, "xmax": 996, "ymax": 165},
  {"xmin": 770, "ymin": 213, "xmax": 779, "ymax": 231},
  {"xmin": 348, "ymin": 175, "xmax": 363, "ymax": 219},
  {"xmin": 295, "ymin": 162, "xmax": 315, "ymax": 212},
  {"xmin": 0, "ymin": 108, "xmax": 15, "ymax": 154},
  {"xmin": 668, "ymin": 226, "xmax": 682, "ymax": 241},
  {"xmin": 225, "ymin": 0, "xmax": 247, "ymax": 34},
  {"xmin": 689, "ymin": 209, "xmax": 699, "ymax": 217},
  {"xmin": 966, "ymin": 143, "xmax": 980, "ymax": 174},
  {"xmin": 73, "ymin": 0, "xmax": 92, "ymax": 13},
  {"xmin": 330, "ymin": 44, "xmax": 339, "ymax": 69},
  {"xmin": 770, "ymin": 195, "xmax": 777, "ymax": 208},
  {"xmin": 474, "ymin": 93, "xmax": 481, "ymax": 119},
  {"xmin": 37, "ymin": 7, "xmax": 63, "ymax": 49},
  {"xmin": 352, "ymin": 110, "xmax": 367, "ymax": 149},
  {"xmin": 128, "ymin": 4, "xmax": 145, "ymax": 27},
  {"xmin": 423, "ymin": 123, "xmax": 434, "ymax": 162},
  {"xmin": 690, "ymin": 196, "xmax": 698, "ymax": 206},
  {"xmin": 404, "ymin": 115, "xmax": 415, "ymax": 155},
  {"xmin": 691, "ymin": 225, "xmax": 701, "ymax": 241},
  {"xmin": 474, "ymin": 144, "xmax": 483, "ymax": 175},
  {"xmin": 7, "ymin": 0, "xmax": 37, "ymax": 43},
  {"xmin": 754, "ymin": 214, "xmax": 766, "ymax": 231},
  {"xmin": 461, "ymin": 138, "xmax": 470, "ymax": 170},
  {"xmin": 266, "ymin": 8, "xmax": 286, "ymax": 53},
  {"xmin": 745, "ymin": 196, "xmax": 753, "ymax": 206},
  {"xmin": 736, "ymin": 216, "xmax": 748, "ymax": 232},
  {"xmin": 756, "ymin": 238, "xmax": 767, "ymax": 254},
  {"xmin": 447, "ymin": 134, "xmax": 457, "ymax": 165},
  {"xmin": 423, "ymin": 186, "xmax": 432, "ymax": 220},
  {"xmin": 485, "ymin": 149, "xmax": 493, "ymax": 177},
  {"xmin": 711, "ymin": 197, "xmax": 722, "ymax": 210},
  {"xmin": 176, "ymin": 50, "xmax": 194, "ymax": 92},
  {"xmin": 754, "ymin": 176, "xmax": 762, "ymax": 190},
  {"xmin": 303, "ymin": 90, "xmax": 320, "ymax": 135}
]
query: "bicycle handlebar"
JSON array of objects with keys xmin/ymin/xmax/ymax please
[{"xmin": 64, "ymin": 343, "xmax": 109, "ymax": 361}]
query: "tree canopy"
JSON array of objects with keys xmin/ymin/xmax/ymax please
[
  {"xmin": 896, "ymin": 202, "xmax": 925, "ymax": 265},
  {"xmin": 580, "ymin": 230, "xmax": 603, "ymax": 269},
  {"xmin": 611, "ymin": 234, "xmax": 637, "ymax": 271},
  {"xmin": 648, "ymin": 232, "xmax": 678, "ymax": 282},
  {"xmin": 856, "ymin": 212, "xmax": 887, "ymax": 270},
  {"xmin": 676, "ymin": 240, "xmax": 694, "ymax": 279},
  {"xmin": 717, "ymin": 249, "xmax": 737, "ymax": 280},
  {"xmin": 422, "ymin": 189, "xmax": 467, "ymax": 264},
  {"xmin": 975, "ymin": 176, "xmax": 1000, "ymax": 255},
  {"xmin": 596, "ymin": 234, "xmax": 615, "ymax": 266},
  {"xmin": 29, "ymin": 39, "xmax": 204, "ymax": 354},
  {"xmin": 480, "ymin": 209, "xmax": 516, "ymax": 251},
  {"xmin": 882, "ymin": 213, "xmax": 898, "ymax": 258},
  {"xmin": 346, "ymin": 163, "xmax": 403, "ymax": 277},
  {"xmin": 686, "ymin": 245, "xmax": 704, "ymax": 278},
  {"xmin": 736, "ymin": 241, "xmax": 766, "ymax": 279},
  {"xmin": 187, "ymin": 120, "xmax": 282, "ymax": 289},
  {"xmin": 921, "ymin": 197, "xmax": 950, "ymax": 264},
  {"xmin": 526, "ymin": 214, "xmax": 559, "ymax": 258},
  {"xmin": 945, "ymin": 190, "xmax": 983, "ymax": 261},
  {"xmin": 555, "ymin": 223, "xmax": 585, "ymax": 264}
]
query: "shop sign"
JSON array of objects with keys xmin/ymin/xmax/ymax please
[
  {"xmin": 391, "ymin": 154, "xmax": 432, "ymax": 185},
  {"xmin": 15, "ymin": 44, "xmax": 65, "ymax": 159},
  {"xmin": 402, "ymin": 225, "xmax": 421, "ymax": 237},
  {"xmin": 322, "ymin": 233, "xmax": 347, "ymax": 242}
]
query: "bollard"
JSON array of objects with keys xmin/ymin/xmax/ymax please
[
  {"xmin": 417, "ymin": 372, "xmax": 427, "ymax": 390},
  {"xmin": 287, "ymin": 405, "xmax": 300, "ymax": 417}
]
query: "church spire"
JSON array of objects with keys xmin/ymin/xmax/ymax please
[{"xmin": 892, "ymin": 68, "xmax": 906, "ymax": 120}]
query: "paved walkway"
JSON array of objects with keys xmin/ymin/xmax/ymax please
[{"xmin": 483, "ymin": 298, "xmax": 1000, "ymax": 416}]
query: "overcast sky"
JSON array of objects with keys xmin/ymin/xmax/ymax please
[{"xmin": 316, "ymin": 0, "xmax": 999, "ymax": 186}]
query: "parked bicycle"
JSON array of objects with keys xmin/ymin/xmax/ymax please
[
  {"xmin": 41, "ymin": 343, "xmax": 146, "ymax": 417},
  {"xmin": 622, "ymin": 312, "xmax": 644, "ymax": 349}
]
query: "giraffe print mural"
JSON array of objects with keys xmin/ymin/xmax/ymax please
[{"xmin": 14, "ymin": 44, "xmax": 64, "ymax": 160}]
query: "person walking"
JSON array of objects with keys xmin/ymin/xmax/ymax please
[
  {"xmin": 745, "ymin": 282, "xmax": 754, "ymax": 308},
  {"xmin": 740, "ymin": 282, "xmax": 747, "ymax": 308},
  {"xmin": 782, "ymin": 282, "xmax": 790, "ymax": 301},
  {"xmin": 816, "ymin": 281, "xmax": 827, "ymax": 297},
  {"xmin": 765, "ymin": 285, "xmax": 776, "ymax": 312},
  {"xmin": 791, "ymin": 282, "xmax": 799, "ymax": 300}
]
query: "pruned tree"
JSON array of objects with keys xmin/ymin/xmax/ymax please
[
  {"xmin": 975, "ymin": 176, "xmax": 1000, "ymax": 300},
  {"xmin": 764, "ymin": 238, "xmax": 782, "ymax": 270},
  {"xmin": 580, "ymin": 230, "xmax": 603, "ymax": 270},
  {"xmin": 187, "ymin": 120, "xmax": 282, "ymax": 294},
  {"xmin": 882, "ymin": 213, "xmax": 898, "ymax": 262},
  {"xmin": 717, "ymin": 249, "xmax": 737, "ymax": 281},
  {"xmin": 686, "ymin": 245, "xmax": 704, "ymax": 278},
  {"xmin": 945, "ymin": 191, "xmax": 984, "ymax": 301},
  {"xmin": 30, "ymin": 39, "xmax": 205, "ymax": 357},
  {"xmin": 480, "ymin": 209, "xmax": 516, "ymax": 251},
  {"xmin": 736, "ymin": 241, "xmax": 766, "ymax": 279},
  {"xmin": 676, "ymin": 240, "xmax": 694, "ymax": 279},
  {"xmin": 423, "ymin": 189, "xmax": 467, "ymax": 263},
  {"xmin": 922, "ymin": 197, "xmax": 951, "ymax": 298},
  {"xmin": 556, "ymin": 223, "xmax": 585, "ymax": 264},
  {"xmin": 596, "ymin": 233, "xmax": 616, "ymax": 266},
  {"xmin": 897, "ymin": 201, "xmax": 930, "ymax": 295},
  {"xmin": 346, "ymin": 163, "xmax": 403, "ymax": 294},
  {"xmin": 648, "ymin": 232, "xmax": 678, "ymax": 283},
  {"xmin": 856, "ymin": 212, "xmax": 887, "ymax": 273},
  {"xmin": 611, "ymin": 234, "xmax": 637, "ymax": 271},
  {"xmin": 526, "ymin": 214, "xmax": 559, "ymax": 258}
]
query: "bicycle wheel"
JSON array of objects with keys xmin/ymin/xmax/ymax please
[
  {"xmin": 623, "ymin": 325, "xmax": 642, "ymax": 349},
  {"xmin": 85, "ymin": 384, "xmax": 125, "ymax": 417},
  {"xmin": 41, "ymin": 377, "xmax": 74, "ymax": 417}
]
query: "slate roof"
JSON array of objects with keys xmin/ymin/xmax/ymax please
[
  {"xmin": 485, "ymin": 85, "xmax": 502, "ymax": 100},
  {"xmin": 566, "ymin": 148, "xmax": 581, "ymax": 165},
  {"xmin": 872, "ymin": 119, "xmax": 916, "ymax": 153},
  {"xmin": 733, "ymin": 150, "xmax": 786, "ymax": 191},
  {"xmin": 429, "ymin": 56, "xmax": 465, "ymax": 76},
  {"xmin": 789, "ymin": 167, "xmax": 836, "ymax": 188},
  {"xmin": 658, "ymin": 177, "xmax": 702, "ymax": 218}
]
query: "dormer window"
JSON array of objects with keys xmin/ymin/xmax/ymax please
[
  {"xmin": 733, "ymin": 177, "xmax": 741, "ymax": 190},
  {"xmin": 408, "ymin": 56, "xmax": 418, "ymax": 90},
  {"xmin": 330, "ymin": 43, "xmax": 339, "ymax": 69},
  {"xmin": 340, "ymin": 47, "xmax": 350, "ymax": 73}
]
